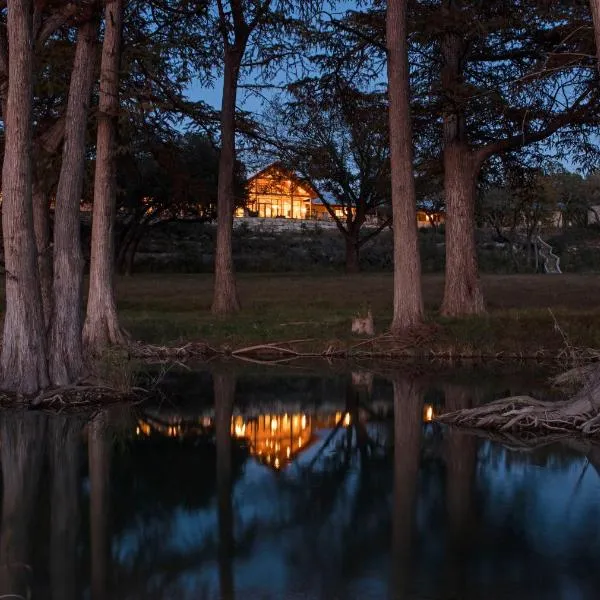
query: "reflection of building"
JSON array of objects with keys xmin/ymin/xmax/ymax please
[
  {"xmin": 135, "ymin": 404, "xmax": 436, "ymax": 470},
  {"xmin": 231, "ymin": 412, "xmax": 351, "ymax": 470}
]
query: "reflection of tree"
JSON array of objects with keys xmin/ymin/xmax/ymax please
[
  {"xmin": 260, "ymin": 376, "xmax": 394, "ymax": 597},
  {"xmin": 0, "ymin": 413, "xmax": 47, "ymax": 598},
  {"xmin": 443, "ymin": 384, "xmax": 477, "ymax": 599},
  {"xmin": 89, "ymin": 412, "xmax": 111, "ymax": 600},
  {"xmin": 50, "ymin": 415, "xmax": 84, "ymax": 600},
  {"xmin": 214, "ymin": 371, "xmax": 236, "ymax": 600},
  {"xmin": 392, "ymin": 377, "xmax": 423, "ymax": 600}
]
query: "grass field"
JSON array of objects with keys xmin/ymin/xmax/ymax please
[{"xmin": 116, "ymin": 272, "xmax": 600, "ymax": 357}]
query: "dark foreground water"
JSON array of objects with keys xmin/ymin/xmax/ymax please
[{"xmin": 1, "ymin": 364, "xmax": 599, "ymax": 600}]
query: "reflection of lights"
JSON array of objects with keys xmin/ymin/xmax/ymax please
[
  {"xmin": 271, "ymin": 418, "xmax": 278, "ymax": 432},
  {"xmin": 136, "ymin": 427, "xmax": 140, "ymax": 436},
  {"xmin": 424, "ymin": 404, "xmax": 434, "ymax": 423},
  {"xmin": 234, "ymin": 423, "xmax": 246, "ymax": 437},
  {"xmin": 301, "ymin": 415, "xmax": 307, "ymax": 429},
  {"xmin": 287, "ymin": 446, "xmax": 291, "ymax": 458},
  {"xmin": 298, "ymin": 437, "xmax": 302, "ymax": 447},
  {"xmin": 266, "ymin": 455, "xmax": 271, "ymax": 463},
  {"xmin": 274, "ymin": 458, "xmax": 280, "ymax": 469},
  {"xmin": 335, "ymin": 411, "xmax": 342, "ymax": 423},
  {"xmin": 344, "ymin": 413, "xmax": 351, "ymax": 426}
]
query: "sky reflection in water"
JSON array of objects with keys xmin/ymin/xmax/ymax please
[{"xmin": 1, "ymin": 366, "xmax": 599, "ymax": 600}]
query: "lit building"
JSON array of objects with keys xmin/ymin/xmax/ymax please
[
  {"xmin": 237, "ymin": 163, "xmax": 444, "ymax": 227},
  {"xmin": 238, "ymin": 163, "xmax": 351, "ymax": 221}
]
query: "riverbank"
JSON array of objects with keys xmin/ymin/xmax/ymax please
[{"xmin": 117, "ymin": 272, "xmax": 600, "ymax": 360}]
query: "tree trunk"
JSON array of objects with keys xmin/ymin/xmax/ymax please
[
  {"xmin": 89, "ymin": 412, "xmax": 111, "ymax": 600},
  {"xmin": 123, "ymin": 222, "xmax": 145, "ymax": 276},
  {"xmin": 0, "ymin": 0, "xmax": 50, "ymax": 394},
  {"xmin": 344, "ymin": 232, "xmax": 360, "ymax": 273},
  {"xmin": 214, "ymin": 371, "xmax": 236, "ymax": 600},
  {"xmin": 391, "ymin": 377, "xmax": 422, "ymax": 599},
  {"xmin": 439, "ymin": 10, "xmax": 485, "ymax": 317},
  {"xmin": 32, "ymin": 182, "xmax": 53, "ymax": 327},
  {"xmin": 590, "ymin": 0, "xmax": 600, "ymax": 74},
  {"xmin": 212, "ymin": 49, "xmax": 242, "ymax": 315},
  {"xmin": 84, "ymin": 0, "xmax": 125, "ymax": 352},
  {"xmin": 50, "ymin": 17, "xmax": 98, "ymax": 385},
  {"xmin": 441, "ymin": 145, "xmax": 485, "ymax": 316},
  {"xmin": 386, "ymin": 0, "xmax": 424, "ymax": 333},
  {"xmin": 31, "ymin": 116, "xmax": 66, "ymax": 330}
]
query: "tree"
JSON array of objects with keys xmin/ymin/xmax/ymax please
[
  {"xmin": 0, "ymin": 0, "xmax": 50, "ymax": 393},
  {"xmin": 84, "ymin": 0, "xmax": 126, "ymax": 352},
  {"xmin": 386, "ymin": 0, "xmax": 424, "ymax": 332},
  {"xmin": 433, "ymin": 0, "xmax": 598, "ymax": 315},
  {"xmin": 210, "ymin": 0, "xmax": 317, "ymax": 314},
  {"xmin": 49, "ymin": 13, "xmax": 98, "ymax": 385},
  {"xmin": 211, "ymin": 0, "xmax": 259, "ymax": 315},
  {"xmin": 325, "ymin": 1, "xmax": 599, "ymax": 315},
  {"xmin": 591, "ymin": 0, "xmax": 600, "ymax": 73},
  {"xmin": 115, "ymin": 132, "xmax": 246, "ymax": 275},
  {"xmin": 267, "ymin": 80, "xmax": 392, "ymax": 273}
]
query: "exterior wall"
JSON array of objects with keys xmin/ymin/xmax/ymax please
[{"xmin": 242, "ymin": 166, "xmax": 316, "ymax": 219}]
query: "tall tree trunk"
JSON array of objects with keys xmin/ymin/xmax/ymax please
[
  {"xmin": 344, "ymin": 232, "xmax": 360, "ymax": 273},
  {"xmin": 50, "ymin": 17, "xmax": 98, "ymax": 385},
  {"xmin": 386, "ymin": 0, "xmax": 424, "ymax": 333},
  {"xmin": 439, "ymin": 22, "xmax": 485, "ymax": 317},
  {"xmin": 89, "ymin": 412, "xmax": 111, "ymax": 600},
  {"xmin": 84, "ymin": 0, "xmax": 125, "ymax": 352},
  {"xmin": 391, "ymin": 377, "xmax": 422, "ymax": 599},
  {"xmin": 0, "ymin": 0, "xmax": 49, "ymax": 394},
  {"xmin": 32, "ymin": 182, "xmax": 53, "ymax": 327},
  {"xmin": 441, "ymin": 145, "xmax": 485, "ymax": 315},
  {"xmin": 50, "ymin": 417, "xmax": 82, "ymax": 600},
  {"xmin": 212, "ymin": 49, "xmax": 242, "ymax": 315},
  {"xmin": 214, "ymin": 371, "xmax": 236, "ymax": 600},
  {"xmin": 31, "ymin": 117, "xmax": 66, "ymax": 330},
  {"xmin": 590, "ymin": 0, "xmax": 600, "ymax": 73}
]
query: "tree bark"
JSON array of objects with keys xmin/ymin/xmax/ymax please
[
  {"xmin": 590, "ymin": 0, "xmax": 600, "ymax": 74},
  {"xmin": 212, "ymin": 49, "xmax": 242, "ymax": 315},
  {"xmin": 0, "ymin": 0, "xmax": 50, "ymax": 394},
  {"xmin": 84, "ymin": 0, "xmax": 125, "ymax": 352},
  {"xmin": 32, "ymin": 182, "xmax": 53, "ymax": 327},
  {"xmin": 50, "ymin": 16, "xmax": 98, "ymax": 385},
  {"xmin": 214, "ymin": 371, "xmax": 236, "ymax": 600},
  {"xmin": 440, "ymin": 21, "xmax": 485, "ymax": 317},
  {"xmin": 344, "ymin": 233, "xmax": 360, "ymax": 273},
  {"xmin": 441, "ymin": 145, "xmax": 485, "ymax": 315},
  {"xmin": 386, "ymin": 0, "xmax": 424, "ymax": 333}
]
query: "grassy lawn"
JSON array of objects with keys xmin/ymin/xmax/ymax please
[{"xmin": 116, "ymin": 272, "xmax": 600, "ymax": 357}]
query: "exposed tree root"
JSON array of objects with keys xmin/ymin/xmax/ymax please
[{"xmin": 438, "ymin": 383, "xmax": 600, "ymax": 437}]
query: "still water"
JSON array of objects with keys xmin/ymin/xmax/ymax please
[{"xmin": 1, "ymin": 364, "xmax": 599, "ymax": 600}]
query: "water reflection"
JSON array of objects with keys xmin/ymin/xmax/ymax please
[{"xmin": 0, "ymin": 367, "xmax": 599, "ymax": 599}]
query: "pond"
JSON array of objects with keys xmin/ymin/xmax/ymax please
[{"xmin": 1, "ymin": 363, "xmax": 599, "ymax": 599}]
